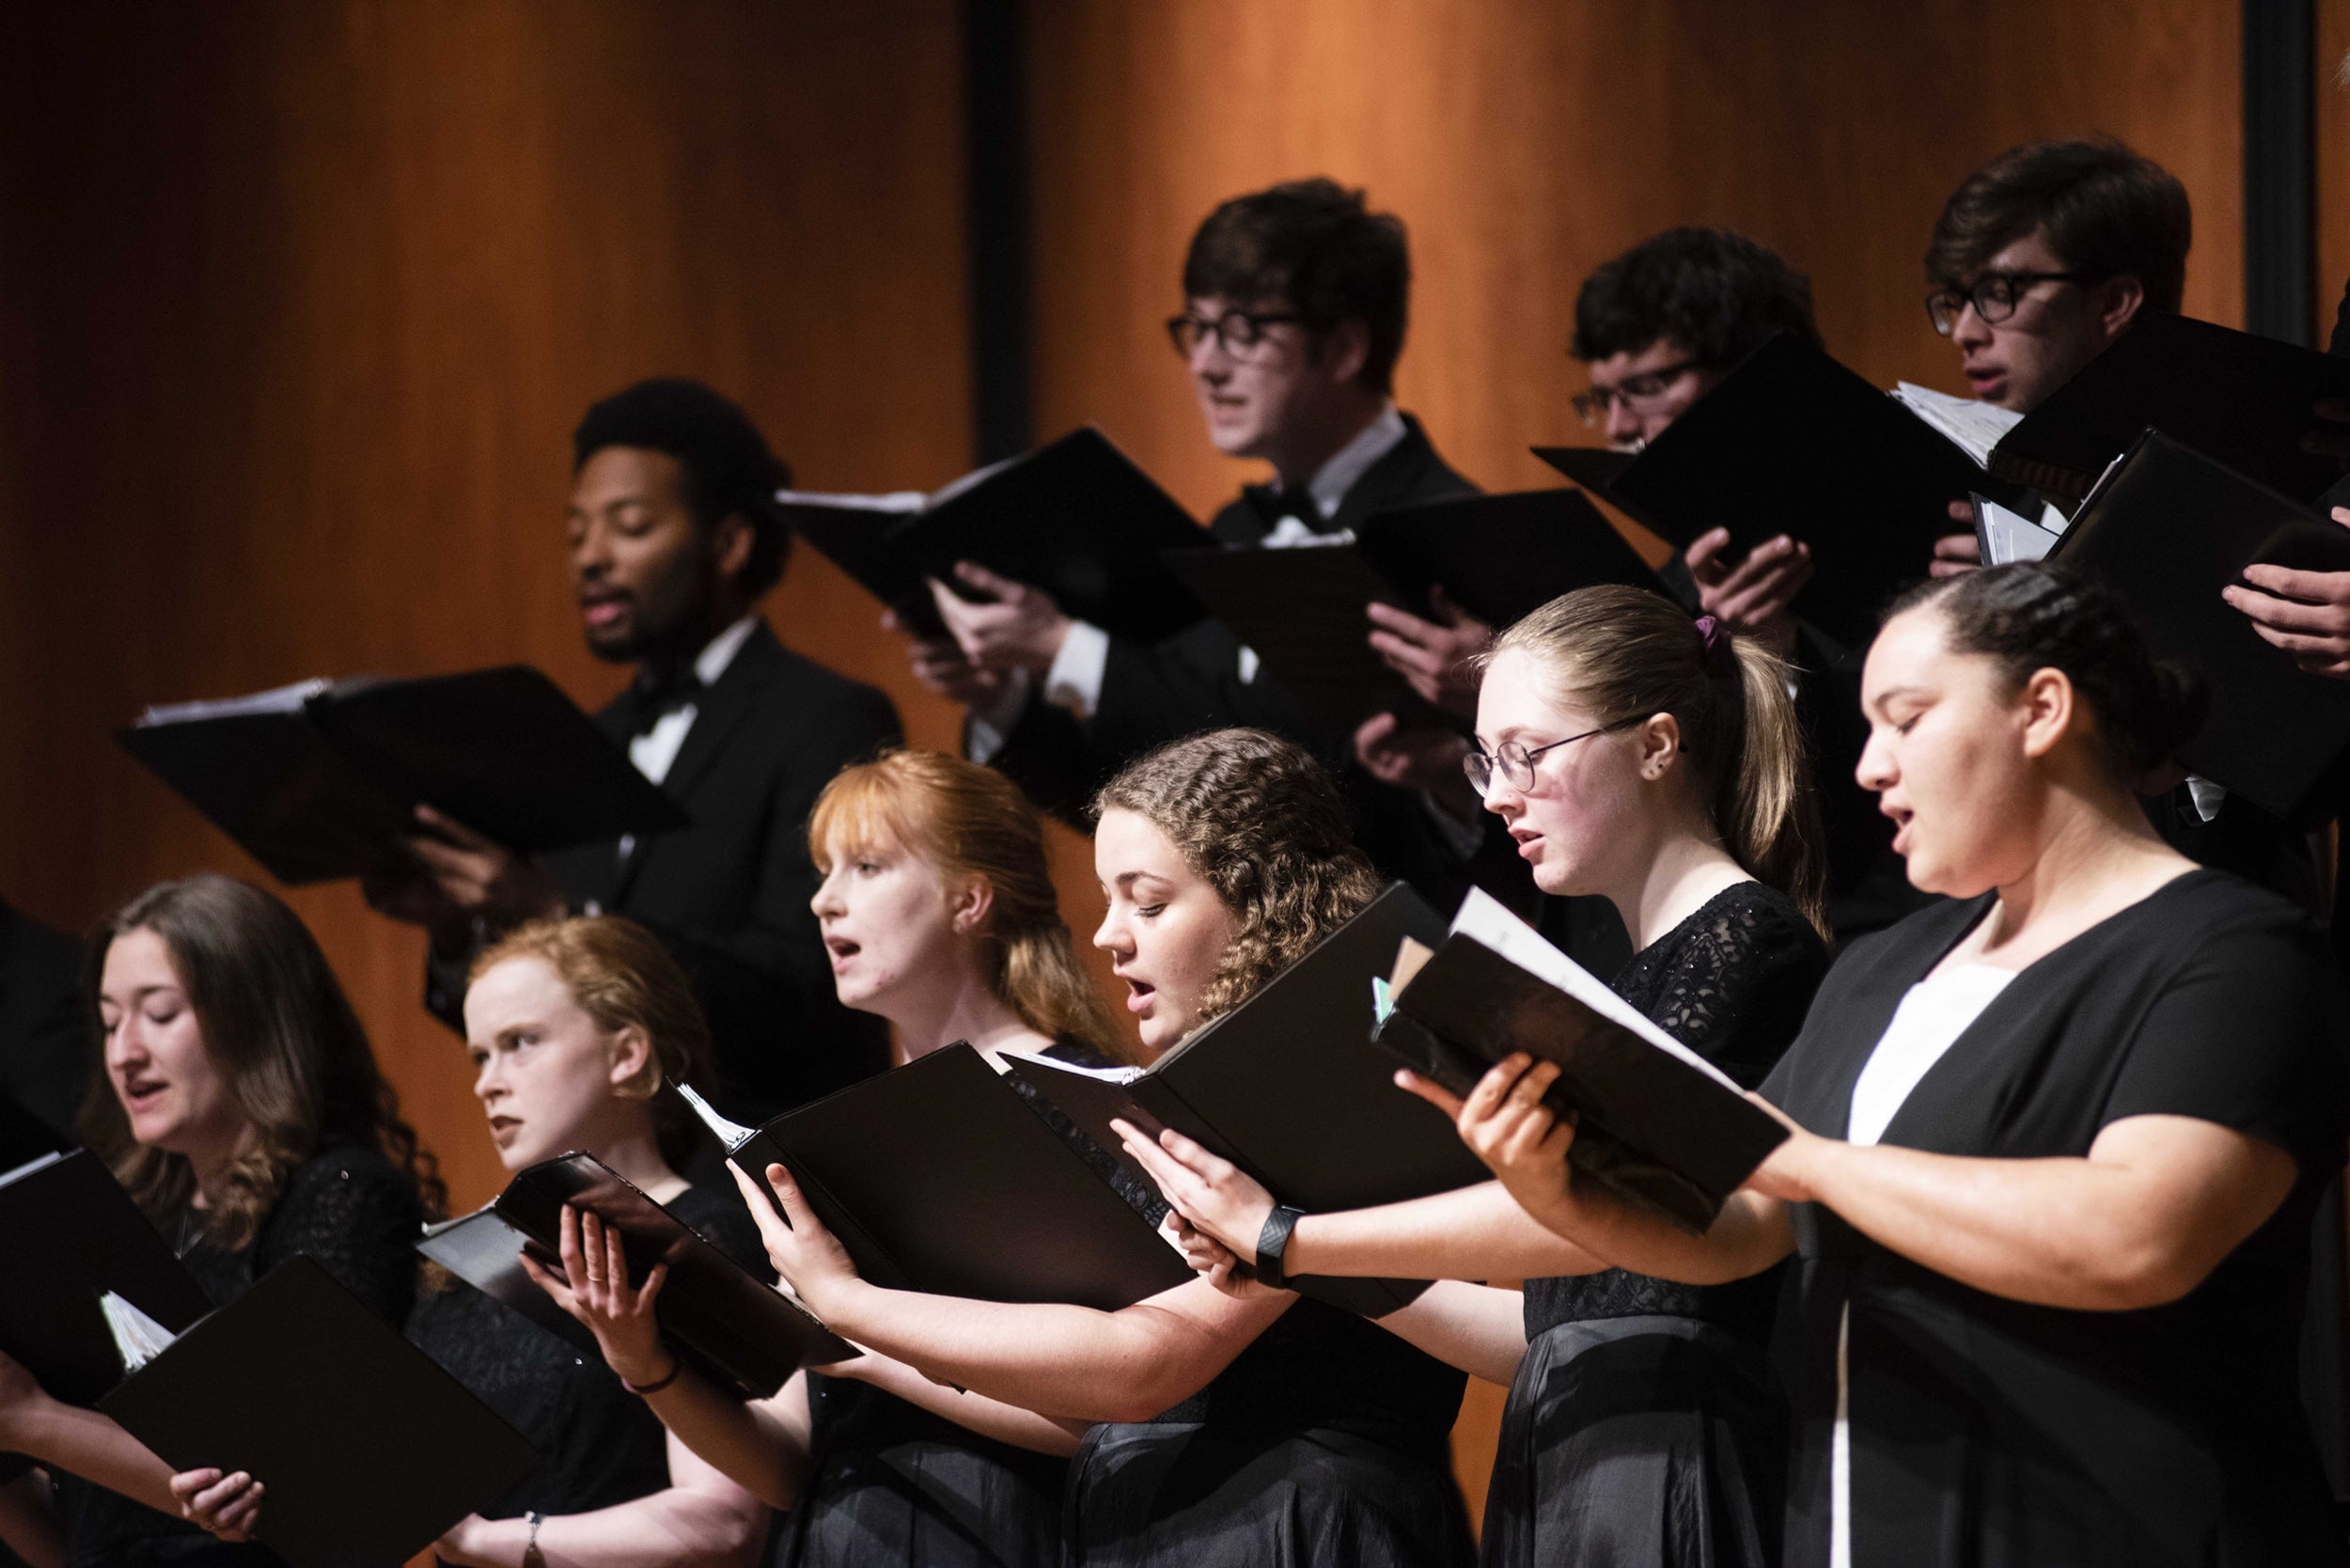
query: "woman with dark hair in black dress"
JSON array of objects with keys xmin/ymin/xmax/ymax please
[
  {"xmin": 1131, "ymin": 586, "xmax": 1830, "ymax": 1567},
  {"xmin": 1459, "ymin": 565, "xmax": 2350, "ymax": 1567}
]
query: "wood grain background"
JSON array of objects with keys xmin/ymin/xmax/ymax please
[{"xmin": 0, "ymin": 0, "xmax": 2288, "ymax": 1536}]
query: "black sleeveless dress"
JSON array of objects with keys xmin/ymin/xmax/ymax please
[
  {"xmin": 771, "ymin": 1040, "xmax": 1109, "ymax": 1567},
  {"xmin": 1480, "ymin": 883, "xmax": 1827, "ymax": 1568}
]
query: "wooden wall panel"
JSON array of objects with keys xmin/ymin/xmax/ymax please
[
  {"xmin": 1020, "ymin": 0, "xmax": 2241, "ymax": 1521},
  {"xmin": 2318, "ymin": 8, "xmax": 2350, "ymax": 349},
  {"xmin": 0, "ymin": 1, "xmax": 976, "ymax": 1213}
]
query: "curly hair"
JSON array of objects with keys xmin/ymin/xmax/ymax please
[
  {"xmin": 1183, "ymin": 179, "xmax": 1411, "ymax": 394},
  {"xmin": 82, "ymin": 874, "xmax": 444, "ymax": 1250},
  {"xmin": 1093, "ymin": 729, "xmax": 1380, "ymax": 1028},
  {"xmin": 469, "ymin": 915, "xmax": 720, "ymax": 1169},
  {"xmin": 1572, "ymin": 227, "xmax": 1821, "ymax": 368},
  {"xmin": 810, "ymin": 750, "xmax": 1128, "ymax": 1058}
]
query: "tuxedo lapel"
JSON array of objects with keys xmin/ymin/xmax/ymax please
[{"xmin": 611, "ymin": 621, "xmax": 781, "ymax": 899}]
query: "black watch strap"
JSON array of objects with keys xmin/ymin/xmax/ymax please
[{"xmin": 1255, "ymin": 1204, "xmax": 1307, "ymax": 1289}]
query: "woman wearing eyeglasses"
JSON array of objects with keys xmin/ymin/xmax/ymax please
[{"xmin": 1127, "ymin": 585, "xmax": 1830, "ymax": 1568}]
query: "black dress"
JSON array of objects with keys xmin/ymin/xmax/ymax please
[
  {"xmin": 773, "ymin": 1041, "xmax": 1106, "ymax": 1567},
  {"xmin": 1762, "ymin": 870, "xmax": 2350, "ymax": 1567},
  {"xmin": 1483, "ymin": 882, "xmax": 1827, "ymax": 1568},
  {"xmin": 58, "ymin": 1143, "xmax": 422, "ymax": 1568},
  {"xmin": 407, "ymin": 1182, "xmax": 761, "ymax": 1563},
  {"xmin": 1056, "ymin": 1075, "xmax": 1475, "ymax": 1565}
]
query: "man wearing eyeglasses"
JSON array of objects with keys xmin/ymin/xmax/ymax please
[
  {"xmin": 1919, "ymin": 139, "xmax": 2189, "ymax": 576},
  {"xmin": 907, "ymin": 178, "xmax": 1489, "ymax": 897}
]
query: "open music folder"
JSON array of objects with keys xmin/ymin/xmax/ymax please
[
  {"xmin": 682, "ymin": 1046, "xmax": 1194, "ymax": 1314},
  {"xmin": 779, "ymin": 425, "xmax": 1212, "ymax": 643},
  {"xmin": 1371, "ymin": 887, "xmax": 1790, "ymax": 1234},
  {"xmin": 118, "ymin": 666, "xmax": 685, "ymax": 885},
  {"xmin": 1535, "ymin": 333, "xmax": 2042, "ymax": 647},
  {"xmin": 99, "ymin": 1255, "xmax": 536, "ymax": 1568},
  {"xmin": 1000, "ymin": 884, "xmax": 1491, "ymax": 1315},
  {"xmin": 480, "ymin": 1152, "xmax": 855, "ymax": 1398},
  {"xmin": 2046, "ymin": 428, "xmax": 2350, "ymax": 825}
]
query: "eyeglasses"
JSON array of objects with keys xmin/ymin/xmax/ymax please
[
  {"xmin": 1925, "ymin": 270, "xmax": 2103, "ymax": 335},
  {"xmin": 1463, "ymin": 720, "xmax": 1637, "ymax": 795},
  {"xmin": 1571, "ymin": 361, "xmax": 1706, "ymax": 426},
  {"xmin": 1167, "ymin": 308, "xmax": 1303, "ymax": 359}
]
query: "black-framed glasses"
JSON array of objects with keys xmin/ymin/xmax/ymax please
[
  {"xmin": 1571, "ymin": 360, "xmax": 1706, "ymax": 426},
  {"xmin": 1925, "ymin": 270, "xmax": 2103, "ymax": 335},
  {"xmin": 1167, "ymin": 308, "xmax": 1304, "ymax": 359},
  {"xmin": 1463, "ymin": 719, "xmax": 1637, "ymax": 795}
]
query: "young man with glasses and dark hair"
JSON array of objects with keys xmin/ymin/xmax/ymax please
[{"xmin": 907, "ymin": 178, "xmax": 1492, "ymax": 900}]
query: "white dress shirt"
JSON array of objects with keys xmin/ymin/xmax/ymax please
[{"xmin": 627, "ymin": 614, "xmax": 760, "ymax": 785}]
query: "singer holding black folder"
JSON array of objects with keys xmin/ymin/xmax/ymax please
[
  {"xmin": 1128, "ymin": 586, "xmax": 1829, "ymax": 1567},
  {"xmin": 540, "ymin": 751, "xmax": 1122, "ymax": 1567},
  {"xmin": 711, "ymin": 732, "xmax": 1473, "ymax": 1567},
  {"xmin": 1448, "ymin": 567, "xmax": 2349, "ymax": 1566},
  {"xmin": 365, "ymin": 379, "xmax": 901, "ymax": 1121},
  {"xmin": 0, "ymin": 876, "xmax": 435, "ymax": 1567}
]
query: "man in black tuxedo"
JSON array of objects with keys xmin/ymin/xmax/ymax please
[
  {"xmin": 901, "ymin": 179, "xmax": 1492, "ymax": 898},
  {"xmin": 365, "ymin": 380, "xmax": 901, "ymax": 1117}
]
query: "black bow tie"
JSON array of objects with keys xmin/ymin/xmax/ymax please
[
  {"xmin": 631, "ymin": 666, "xmax": 704, "ymax": 732},
  {"xmin": 1251, "ymin": 483, "xmax": 1332, "ymax": 535}
]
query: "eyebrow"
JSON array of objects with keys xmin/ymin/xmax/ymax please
[
  {"xmin": 1865, "ymin": 683, "xmax": 1932, "ymax": 714},
  {"xmin": 99, "ymin": 983, "xmax": 180, "ymax": 1009}
]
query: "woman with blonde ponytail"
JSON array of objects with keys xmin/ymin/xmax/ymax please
[{"xmin": 1131, "ymin": 585, "xmax": 1833, "ymax": 1568}]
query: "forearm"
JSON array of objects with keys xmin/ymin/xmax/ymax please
[
  {"xmin": 454, "ymin": 1487, "xmax": 764, "ymax": 1568},
  {"xmin": 1288, "ymin": 1181, "xmax": 1610, "ymax": 1281},
  {"xmin": 637, "ymin": 1369, "xmax": 809, "ymax": 1513},
  {"xmin": 1372, "ymin": 1280, "xmax": 1528, "ymax": 1387},
  {"xmin": 0, "ymin": 1470, "xmax": 64, "ymax": 1568},
  {"xmin": 1519, "ymin": 1177, "xmax": 1791, "ymax": 1288},
  {"xmin": 815, "ymin": 1278, "xmax": 1289, "ymax": 1425},
  {"xmin": 839, "ymin": 1353, "xmax": 1087, "ymax": 1457},
  {"xmin": 6, "ymin": 1400, "xmax": 180, "ymax": 1517}
]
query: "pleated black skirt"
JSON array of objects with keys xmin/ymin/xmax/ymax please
[
  {"xmin": 1480, "ymin": 1314, "xmax": 1787, "ymax": 1568},
  {"xmin": 1067, "ymin": 1419, "xmax": 1476, "ymax": 1568},
  {"xmin": 775, "ymin": 1429, "xmax": 1067, "ymax": 1566}
]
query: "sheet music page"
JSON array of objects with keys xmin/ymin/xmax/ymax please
[
  {"xmin": 1891, "ymin": 382, "xmax": 2024, "ymax": 468},
  {"xmin": 136, "ymin": 677, "xmax": 332, "ymax": 728}
]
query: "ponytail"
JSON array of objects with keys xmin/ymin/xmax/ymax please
[{"xmin": 1491, "ymin": 587, "xmax": 1828, "ymax": 936}]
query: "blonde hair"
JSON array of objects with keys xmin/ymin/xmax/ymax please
[
  {"xmin": 1491, "ymin": 586, "xmax": 1828, "ymax": 935},
  {"xmin": 809, "ymin": 750, "xmax": 1125, "ymax": 1058},
  {"xmin": 1093, "ymin": 729, "xmax": 1381, "ymax": 1027},
  {"xmin": 469, "ymin": 916, "xmax": 713, "ymax": 1163}
]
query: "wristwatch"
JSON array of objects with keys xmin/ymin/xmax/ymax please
[
  {"xmin": 522, "ymin": 1511, "xmax": 545, "ymax": 1568},
  {"xmin": 1255, "ymin": 1204, "xmax": 1307, "ymax": 1289}
]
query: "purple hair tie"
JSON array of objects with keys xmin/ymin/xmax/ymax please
[{"xmin": 1693, "ymin": 614, "xmax": 1736, "ymax": 673}]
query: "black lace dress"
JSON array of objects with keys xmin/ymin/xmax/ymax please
[
  {"xmin": 1481, "ymin": 883, "xmax": 1828, "ymax": 1568},
  {"xmin": 58, "ymin": 1143, "xmax": 423, "ymax": 1568},
  {"xmin": 407, "ymin": 1182, "xmax": 762, "ymax": 1564},
  {"xmin": 770, "ymin": 1039, "xmax": 1107, "ymax": 1568}
]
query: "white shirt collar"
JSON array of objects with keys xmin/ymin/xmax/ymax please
[
  {"xmin": 692, "ymin": 614, "xmax": 760, "ymax": 689},
  {"xmin": 1306, "ymin": 401, "xmax": 1407, "ymax": 520}
]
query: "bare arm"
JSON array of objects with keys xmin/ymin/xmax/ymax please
[
  {"xmin": 0, "ymin": 1379, "xmax": 182, "ymax": 1520},
  {"xmin": 439, "ymin": 1433, "xmax": 767, "ymax": 1568},
  {"xmin": 1371, "ymin": 1280, "xmax": 1528, "ymax": 1387},
  {"xmin": 1761, "ymin": 1113, "xmax": 2296, "ymax": 1310},
  {"xmin": 0, "ymin": 1471, "xmax": 64, "ymax": 1568},
  {"xmin": 829, "ymin": 1352, "xmax": 1088, "ymax": 1457},
  {"xmin": 737, "ymin": 1163, "xmax": 1293, "ymax": 1424}
]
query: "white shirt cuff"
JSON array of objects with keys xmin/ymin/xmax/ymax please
[
  {"xmin": 1043, "ymin": 620, "xmax": 1110, "ymax": 720},
  {"xmin": 2185, "ymin": 776, "xmax": 2227, "ymax": 823},
  {"xmin": 965, "ymin": 669, "xmax": 1034, "ymax": 764}
]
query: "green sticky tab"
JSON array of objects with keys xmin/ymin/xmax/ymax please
[{"xmin": 1371, "ymin": 976, "xmax": 1393, "ymax": 1024}]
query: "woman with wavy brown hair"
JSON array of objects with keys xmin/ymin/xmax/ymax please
[
  {"xmin": 0, "ymin": 872, "xmax": 437, "ymax": 1567},
  {"xmin": 637, "ymin": 729, "xmax": 1476, "ymax": 1568}
]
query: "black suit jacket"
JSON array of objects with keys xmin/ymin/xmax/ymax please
[
  {"xmin": 985, "ymin": 416, "xmax": 1495, "ymax": 900},
  {"xmin": 428, "ymin": 622, "xmax": 901, "ymax": 1118},
  {"xmin": 0, "ymin": 898, "xmax": 87, "ymax": 1145}
]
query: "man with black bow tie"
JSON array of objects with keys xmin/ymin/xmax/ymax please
[
  {"xmin": 365, "ymin": 379, "xmax": 900, "ymax": 1118},
  {"xmin": 908, "ymin": 179, "xmax": 1488, "ymax": 893}
]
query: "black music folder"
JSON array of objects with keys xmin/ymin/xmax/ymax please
[
  {"xmin": 1001, "ymin": 884, "xmax": 1490, "ymax": 1316},
  {"xmin": 1534, "ymin": 333, "xmax": 2034, "ymax": 647},
  {"xmin": 683, "ymin": 1048, "xmax": 1192, "ymax": 1314},
  {"xmin": 118, "ymin": 666, "xmax": 685, "ymax": 886},
  {"xmin": 782, "ymin": 427, "xmax": 1212, "ymax": 643},
  {"xmin": 1373, "ymin": 888, "xmax": 1789, "ymax": 1234},
  {"xmin": 100, "ymin": 1255, "xmax": 536, "ymax": 1568},
  {"xmin": 485, "ymin": 1153, "xmax": 854, "ymax": 1398},
  {"xmin": 0, "ymin": 1151, "xmax": 213, "ymax": 1415},
  {"xmin": 1354, "ymin": 487, "xmax": 1668, "ymax": 628},
  {"xmin": 1989, "ymin": 312, "xmax": 2350, "ymax": 508},
  {"xmin": 2046, "ymin": 429, "xmax": 2350, "ymax": 824},
  {"xmin": 1160, "ymin": 543, "xmax": 1451, "ymax": 730}
]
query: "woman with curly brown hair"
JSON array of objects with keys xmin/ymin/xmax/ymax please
[
  {"xmin": 0, "ymin": 873, "xmax": 438, "ymax": 1567},
  {"xmin": 700, "ymin": 729, "xmax": 1474, "ymax": 1568}
]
